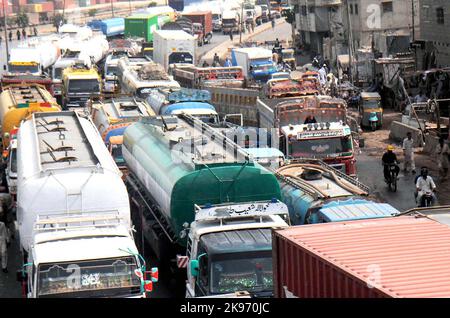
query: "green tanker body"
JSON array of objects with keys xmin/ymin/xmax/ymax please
[{"xmin": 123, "ymin": 115, "xmax": 282, "ymax": 255}]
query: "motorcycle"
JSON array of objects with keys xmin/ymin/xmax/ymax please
[
  {"xmin": 385, "ymin": 163, "xmax": 398, "ymax": 192},
  {"xmin": 419, "ymin": 191, "xmax": 434, "ymax": 207}
]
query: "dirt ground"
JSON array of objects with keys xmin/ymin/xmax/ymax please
[{"xmin": 350, "ymin": 107, "xmax": 450, "ymax": 205}]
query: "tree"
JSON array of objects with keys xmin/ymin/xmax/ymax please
[
  {"xmin": 282, "ymin": 9, "xmax": 296, "ymax": 48},
  {"xmin": 53, "ymin": 13, "xmax": 67, "ymax": 30},
  {"xmin": 148, "ymin": 2, "xmax": 157, "ymax": 7},
  {"xmin": 88, "ymin": 9, "xmax": 98, "ymax": 17},
  {"xmin": 16, "ymin": 11, "xmax": 29, "ymax": 28}
]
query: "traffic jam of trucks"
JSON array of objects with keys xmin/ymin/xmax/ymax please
[{"xmin": 0, "ymin": 0, "xmax": 449, "ymax": 301}]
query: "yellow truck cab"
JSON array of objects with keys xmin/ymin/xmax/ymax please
[
  {"xmin": 0, "ymin": 84, "xmax": 60, "ymax": 149},
  {"xmin": 62, "ymin": 63, "xmax": 102, "ymax": 109}
]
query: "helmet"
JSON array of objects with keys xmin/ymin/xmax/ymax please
[{"xmin": 387, "ymin": 145, "xmax": 394, "ymax": 151}]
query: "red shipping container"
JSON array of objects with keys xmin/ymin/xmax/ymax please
[
  {"xmin": 273, "ymin": 216, "xmax": 450, "ymax": 298},
  {"xmin": 41, "ymin": 1, "xmax": 54, "ymax": 12}
]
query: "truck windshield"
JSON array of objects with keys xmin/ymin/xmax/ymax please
[
  {"xmin": 9, "ymin": 148, "xmax": 17, "ymax": 174},
  {"xmin": 106, "ymin": 65, "xmax": 119, "ymax": 76},
  {"xmin": 252, "ymin": 64, "xmax": 275, "ymax": 73},
  {"xmin": 290, "ymin": 136, "xmax": 353, "ymax": 157},
  {"xmin": 210, "ymin": 255, "xmax": 273, "ymax": 294},
  {"xmin": 68, "ymin": 79, "xmax": 100, "ymax": 93},
  {"xmin": 111, "ymin": 144, "xmax": 125, "ymax": 166},
  {"xmin": 212, "ymin": 14, "xmax": 220, "ymax": 20},
  {"xmin": 363, "ymin": 100, "xmax": 381, "ymax": 109},
  {"xmin": 8, "ymin": 64, "xmax": 40, "ymax": 74},
  {"xmin": 37, "ymin": 257, "xmax": 141, "ymax": 298},
  {"xmin": 198, "ymin": 115, "xmax": 219, "ymax": 125},
  {"xmin": 54, "ymin": 68, "xmax": 63, "ymax": 80}
]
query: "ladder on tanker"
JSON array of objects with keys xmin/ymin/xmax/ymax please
[
  {"xmin": 126, "ymin": 173, "xmax": 176, "ymax": 243},
  {"xmin": 288, "ymin": 158, "xmax": 370, "ymax": 194},
  {"xmin": 34, "ymin": 211, "xmax": 125, "ymax": 233}
]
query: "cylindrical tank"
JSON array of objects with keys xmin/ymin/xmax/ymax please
[
  {"xmin": 0, "ymin": 84, "xmax": 60, "ymax": 148},
  {"xmin": 123, "ymin": 120, "xmax": 282, "ymax": 243},
  {"xmin": 17, "ymin": 111, "xmax": 129, "ymax": 253}
]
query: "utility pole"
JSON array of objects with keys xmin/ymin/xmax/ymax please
[
  {"xmin": 411, "ymin": 0, "xmax": 417, "ymax": 71},
  {"xmin": 239, "ymin": 3, "xmax": 243, "ymax": 44},
  {"xmin": 2, "ymin": 0, "xmax": 9, "ymax": 62},
  {"xmin": 110, "ymin": 0, "xmax": 115, "ymax": 18},
  {"xmin": 344, "ymin": 0, "xmax": 355, "ymax": 84}
]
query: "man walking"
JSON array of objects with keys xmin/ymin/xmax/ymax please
[
  {"xmin": 436, "ymin": 137, "xmax": 449, "ymax": 180},
  {"xmin": 402, "ymin": 132, "xmax": 416, "ymax": 174},
  {"xmin": 229, "ymin": 30, "xmax": 233, "ymax": 42},
  {"xmin": 8, "ymin": 31, "xmax": 12, "ymax": 42},
  {"xmin": 16, "ymin": 29, "xmax": 21, "ymax": 41}
]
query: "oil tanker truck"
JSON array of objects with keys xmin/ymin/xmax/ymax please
[
  {"xmin": 123, "ymin": 114, "xmax": 290, "ymax": 297},
  {"xmin": 16, "ymin": 111, "xmax": 157, "ymax": 298}
]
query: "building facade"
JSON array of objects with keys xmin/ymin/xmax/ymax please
[{"xmin": 418, "ymin": 0, "xmax": 450, "ymax": 68}]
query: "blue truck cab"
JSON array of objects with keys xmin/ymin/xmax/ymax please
[{"xmin": 231, "ymin": 48, "xmax": 277, "ymax": 84}]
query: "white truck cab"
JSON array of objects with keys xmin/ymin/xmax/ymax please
[
  {"xmin": 18, "ymin": 213, "xmax": 158, "ymax": 298},
  {"xmin": 183, "ymin": 200, "xmax": 289, "ymax": 298}
]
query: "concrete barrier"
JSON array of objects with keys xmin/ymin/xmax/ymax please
[
  {"xmin": 423, "ymin": 134, "xmax": 440, "ymax": 155},
  {"xmin": 389, "ymin": 121, "xmax": 424, "ymax": 147}
]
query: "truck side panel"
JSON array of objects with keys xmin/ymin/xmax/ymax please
[
  {"xmin": 204, "ymin": 85, "xmax": 260, "ymax": 126},
  {"xmin": 272, "ymin": 231, "xmax": 387, "ymax": 298},
  {"xmin": 257, "ymin": 98, "xmax": 275, "ymax": 128}
]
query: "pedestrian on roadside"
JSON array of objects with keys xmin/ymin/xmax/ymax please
[
  {"xmin": 0, "ymin": 215, "xmax": 9, "ymax": 273},
  {"xmin": 22, "ymin": 29, "xmax": 26, "ymax": 39},
  {"xmin": 16, "ymin": 29, "xmax": 21, "ymax": 41},
  {"xmin": 213, "ymin": 53, "xmax": 220, "ymax": 66},
  {"xmin": 0, "ymin": 36, "xmax": 2, "ymax": 46},
  {"xmin": 224, "ymin": 58, "xmax": 232, "ymax": 67},
  {"xmin": 34, "ymin": 26, "xmax": 38, "ymax": 37},
  {"xmin": 402, "ymin": 132, "xmax": 416, "ymax": 174},
  {"xmin": 229, "ymin": 31, "xmax": 234, "ymax": 41},
  {"xmin": 8, "ymin": 31, "xmax": 12, "ymax": 42},
  {"xmin": 436, "ymin": 137, "xmax": 449, "ymax": 180},
  {"xmin": 271, "ymin": 18, "xmax": 275, "ymax": 29}
]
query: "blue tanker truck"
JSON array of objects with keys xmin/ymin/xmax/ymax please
[{"xmin": 275, "ymin": 161, "xmax": 400, "ymax": 225}]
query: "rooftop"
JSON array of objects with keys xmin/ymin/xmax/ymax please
[
  {"xmin": 5, "ymin": 84, "xmax": 55, "ymax": 105},
  {"xmin": 93, "ymin": 97, "xmax": 155, "ymax": 119}
]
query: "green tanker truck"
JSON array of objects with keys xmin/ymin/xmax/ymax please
[{"xmin": 123, "ymin": 114, "xmax": 290, "ymax": 297}]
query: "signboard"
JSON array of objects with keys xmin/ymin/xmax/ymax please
[{"xmin": 297, "ymin": 130, "xmax": 344, "ymax": 139}]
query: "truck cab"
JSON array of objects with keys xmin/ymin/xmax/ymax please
[
  {"xmin": 104, "ymin": 52, "xmax": 129, "ymax": 94},
  {"xmin": 19, "ymin": 213, "xmax": 156, "ymax": 298},
  {"xmin": 280, "ymin": 122, "xmax": 357, "ymax": 176},
  {"xmin": 184, "ymin": 201, "xmax": 289, "ymax": 298},
  {"xmin": 62, "ymin": 64, "xmax": 102, "ymax": 109}
]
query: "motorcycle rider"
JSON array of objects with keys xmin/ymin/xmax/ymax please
[
  {"xmin": 416, "ymin": 167, "xmax": 437, "ymax": 207},
  {"xmin": 382, "ymin": 145, "xmax": 400, "ymax": 182}
]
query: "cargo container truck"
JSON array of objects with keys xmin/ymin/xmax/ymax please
[
  {"xmin": 171, "ymin": 64, "xmax": 245, "ymax": 89},
  {"xmin": 17, "ymin": 212, "xmax": 158, "ymax": 298},
  {"xmin": 273, "ymin": 216, "xmax": 450, "ymax": 298},
  {"xmin": 274, "ymin": 161, "xmax": 401, "ymax": 225},
  {"xmin": 61, "ymin": 63, "xmax": 102, "ymax": 109},
  {"xmin": 123, "ymin": 114, "xmax": 290, "ymax": 297},
  {"xmin": 181, "ymin": 11, "xmax": 213, "ymax": 45},
  {"xmin": 0, "ymin": 84, "xmax": 60, "ymax": 149},
  {"xmin": 222, "ymin": 10, "xmax": 241, "ymax": 34},
  {"xmin": 88, "ymin": 18, "xmax": 125, "ymax": 37},
  {"xmin": 125, "ymin": 13, "xmax": 173, "ymax": 43},
  {"xmin": 153, "ymin": 30, "xmax": 196, "ymax": 72},
  {"xmin": 231, "ymin": 48, "xmax": 277, "ymax": 85},
  {"xmin": 88, "ymin": 96, "xmax": 156, "ymax": 173}
]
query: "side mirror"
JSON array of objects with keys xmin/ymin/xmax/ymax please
[{"xmin": 190, "ymin": 259, "xmax": 199, "ymax": 277}]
